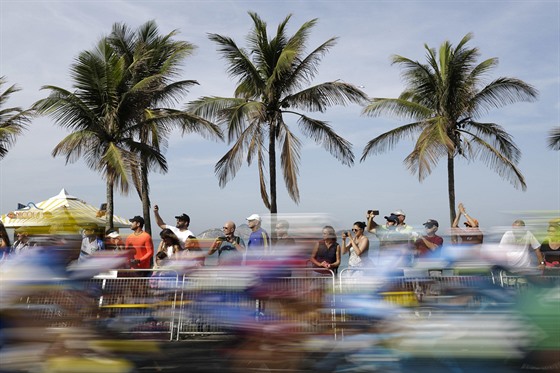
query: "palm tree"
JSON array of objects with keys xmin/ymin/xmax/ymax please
[
  {"xmin": 361, "ymin": 33, "xmax": 538, "ymax": 225},
  {"xmin": 548, "ymin": 127, "xmax": 560, "ymax": 150},
  {"xmin": 0, "ymin": 77, "xmax": 33, "ymax": 159},
  {"xmin": 188, "ymin": 12, "xmax": 368, "ymax": 219},
  {"xmin": 34, "ymin": 39, "xmax": 160, "ymax": 230},
  {"xmin": 107, "ymin": 21, "xmax": 223, "ymax": 235}
]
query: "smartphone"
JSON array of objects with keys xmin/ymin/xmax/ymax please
[{"xmin": 368, "ymin": 210, "xmax": 379, "ymax": 215}]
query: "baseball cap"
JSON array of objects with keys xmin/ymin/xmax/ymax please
[
  {"xmin": 423, "ymin": 219, "xmax": 439, "ymax": 227},
  {"xmin": 129, "ymin": 215, "xmax": 145, "ymax": 225},
  {"xmin": 246, "ymin": 213, "xmax": 261, "ymax": 221},
  {"xmin": 384, "ymin": 214, "xmax": 399, "ymax": 223},
  {"xmin": 391, "ymin": 209, "xmax": 406, "ymax": 216},
  {"xmin": 174, "ymin": 213, "xmax": 190, "ymax": 222}
]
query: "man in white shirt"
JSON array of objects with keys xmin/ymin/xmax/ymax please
[
  {"xmin": 499, "ymin": 219, "xmax": 544, "ymax": 270},
  {"xmin": 153, "ymin": 205, "xmax": 194, "ymax": 247}
]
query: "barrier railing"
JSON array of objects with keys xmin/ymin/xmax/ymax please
[
  {"xmin": 174, "ymin": 267, "xmax": 336, "ymax": 340},
  {"xmin": 8, "ymin": 267, "xmax": 558, "ymax": 341}
]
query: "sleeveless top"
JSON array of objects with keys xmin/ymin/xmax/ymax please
[
  {"xmin": 315, "ymin": 240, "xmax": 338, "ymax": 264},
  {"xmin": 540, "ymin": 240, "xmax": 560, "ymax": 265}
]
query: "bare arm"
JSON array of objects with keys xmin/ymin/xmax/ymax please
[
  {"xmin": 331, "ymin": 245, "xmax": 341, "ymax": 268},
  {"xmin": 347, "ymin": 235, "xmax": 369, "ymax": 256},
  {"xmin": 153, "ymin": 204, "xmax": 167, "ymax": 229},
  {"xmin": 452, "ymin": 204, "xmax": 462, "ymax": 228},
  {"xmin": 309, "ymin": 242, "xmax": 323, "ymax": 267},
  {"xmin": 366, "ymin": 211, "xmax": 378, "ymax": 234},
  {"xmin": 535, "ymin": 248, "xmax": 545, "ymax": 267}
]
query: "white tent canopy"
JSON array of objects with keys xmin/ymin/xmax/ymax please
[{"xmin": 1, "ymin": 188, "xmax": 130, "ymax": 230}]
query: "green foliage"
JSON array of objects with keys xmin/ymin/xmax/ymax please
[{"xmin": 189, "ymin": 12, "xmax": 368, "ymax": 212}]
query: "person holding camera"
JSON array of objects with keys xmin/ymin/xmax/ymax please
[
  {"xmin": 342, "ymin": 221, "xmax": 370, "ymax": 269},
  {"xmin": 208, "ymin": 220, "xmax": 246, "ymax": 265},
  {"xmin": 414, "ymin": 219, "xmax": 444, "ymax": 257}
]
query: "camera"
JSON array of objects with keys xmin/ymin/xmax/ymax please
[
  {"xmin": 368, "ymin": 209, "xmax": 379, "ymax": 215},
  {"xmin": 217, "ymin": 236, "xmax": 227, "ymax": 241},
  {"xmin": 342, "ymin": 231, "xmax": 350, "ymax": 238}
]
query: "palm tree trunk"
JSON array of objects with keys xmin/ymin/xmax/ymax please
[
  {"xmin": 106, "ymin": 179, "xmax": 114, "ymax": 231},
  {"xmin": 269, "ymin": 121, "xmax": 278, "ymax": 240},
  {"xmin": 269, "ymin": 122, "xmax": 278, "ymax": 215},
  {"xmin": 447, "ymin": 154, "xmax": 456, "ymax": 226},
  {"xmin": 140, "ymin": 158, "xmax": 152, "ymax": 236}
]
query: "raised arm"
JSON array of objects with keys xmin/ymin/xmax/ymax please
[
  {"xmin": 153, "ymin": 204, "xmax": 167, "ymax": 230},
  {"xmin": 452, "ymin": 203, "xmax": 463, "ymax": 228},
  {"xmin": 366, "ymin": 211, "xmax": 379, "ymax": 234}
]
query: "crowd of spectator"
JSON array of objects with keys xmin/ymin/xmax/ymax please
[{"xmin": 1, "ymin": 202, "xmax": 559, "ymax": 275}]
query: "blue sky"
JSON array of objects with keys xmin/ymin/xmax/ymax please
[{"xmin": 0, "ymin": 0, "xmax": 558, "ymax": 237}]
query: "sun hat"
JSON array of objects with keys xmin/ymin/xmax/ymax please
[
  {"xmin": 107, "ymin": 230, "xmax": 120, "ymax": 238},
  {"xmin": 391, "ymin": 209, "xmax": 406, "ymax": 216}
]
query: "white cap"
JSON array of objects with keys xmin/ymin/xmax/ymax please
[
  {"xmin": 107, "ymin": 231, "xmax": 120, "ymax": 238},
  {"xmin": 246, "ymin": 213, "xmax": 261, "ymax": 221},
  {"xmin": 391, "ymin": 209, "xmax": 406, "ymax": 216}
]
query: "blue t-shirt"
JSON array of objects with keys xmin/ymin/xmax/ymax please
[{"xmin": 247, "ymin": 228, "xmax": 270, "ymax": 258}]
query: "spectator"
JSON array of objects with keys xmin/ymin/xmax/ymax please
[
  {"xmin": 342, "ymin": 221, "xmax": 371, "ymax": 268},
  {"xmin": 105, "ymin": 229, "xmax": 134, "ymax": 269},
  {"xmin": 498, "ymin": 219, "xmax": 544, "ymax": 271},
  {"xmin": 367, "ymin": 213, "xmax": 412, "ymax": 249},
  {"xmin": 78, "ymin": 224, "xmax": 105, "ymax": 261},
  {"xmin": 310, "ymin": 225, "xmax": 341, "ymax": 274},
  {"xmin": 11, "ymin": 229, "xmax": 34, "ymax": 255},
  {"xmin": 246, "ymin": 214, "xmax": 270, "ymax": 259},
  {"xmin": 540, "ymin": 218, "xmax": 560, "ymax": 268},
  {"xmin": 367, "ymin": 213, "xmax": 415, "ymax": 266},
  {"xmin": 451, "ymin": 202, "xmax": 483, "ymax": 245},
  {"xmin": 390, "ymin": 209, "xmax": 414, "ymax": 232},
  {"xmin": 105, "ymin": 229, "xmax": 125, "ymax": 251},
  {"xmin": 208, "ymin": 220, "xmax": 246, "ymax": 265},
  {"xmin": 153, "ymin": 204, "xmax": 194, "ymax": 247},
  {"xmin": 414, "ymin": 219, "xmax": 444, "ymax": 257},
  {"xmin": 0, "ymin": 221, "xmax": 10, "ymax": 261},
  {"xmin": 125, "ymin": 215, "xmax": 155, "ymax": 270},
  {"xmin": 156, "ymin": 228, "xmax": 183, "ymax": 259},
  {"xmin": 273, "ymin": 219, "xmax": 296, "ymax": 250}
]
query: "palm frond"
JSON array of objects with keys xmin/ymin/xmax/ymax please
[
  {"xmin": 466, "ymin": 134, "xmax": 527, "ymax": 190},
  {"xmin": 287, "ymin": 81, "xmax": 369, "ymax": 113},
  {"xmin": 294, "ymin": 114, "xmax": 354, "ymax": 166},
  {"xmin": 360, "ymin": 121, "xmax": 425, "ymax": 161},
  {"xmin": 278, "ymin": 120, "xmax": 302, "ymax": 203},
  {"xmin": 548, "ymin": 127, "xmax": 560, "ymax": 150},
  {"xmin": 470, "ymin": 77, "xmax": 538, "ymax": 118},
  {"xmin": 362, "ymin": 97, "xmax": 433, "ymax": 120}
]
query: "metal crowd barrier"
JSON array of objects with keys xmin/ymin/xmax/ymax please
[
  {"xmin": 9, "ymin": 267, "xmax": 558, "ymax": 341},
  {"xmin": 174, "ymin": 267, "xmax": 336, "ymax": 340}
]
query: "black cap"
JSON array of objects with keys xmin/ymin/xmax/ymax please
[
  {"xmin": 129, "ymin": 215, "xmax": 145, "ymax": 225},
  {"xmin": 174, "ymin": 213, "xmax": 190, "ymax": 222},
  {"xmin": 423, "ymin": 219, "xmax": 439, "ymax": 227},
  {"xmin": 384, "ymin": 214, "xmax": 399, "ymax": 223}
]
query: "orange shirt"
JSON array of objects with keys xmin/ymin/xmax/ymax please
[{"xmin": 125, "ymin": 231, "xmax": 154, "ymax": 269}]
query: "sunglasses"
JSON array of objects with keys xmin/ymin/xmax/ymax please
[{"xmin": 352, "ymin": 228, "xmax": 362, "ymax": 232}]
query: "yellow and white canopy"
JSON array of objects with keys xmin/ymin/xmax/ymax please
[{"xmin": 1, "ymin": 188, "xmax": 130, "ymax": 232}]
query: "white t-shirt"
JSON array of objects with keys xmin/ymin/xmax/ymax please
[
  {"xmin": 165, "ymin": 225, "xmax": 194, "ymax": 246},
  {"xmin": 499, "ymin": 230, "xmax": 541, "ymax": 268}
]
